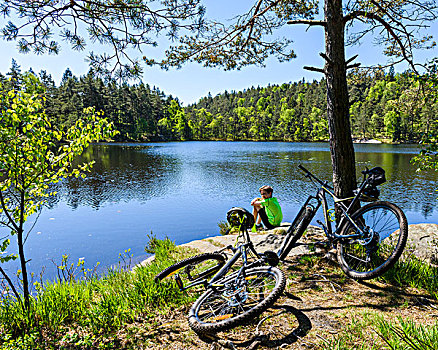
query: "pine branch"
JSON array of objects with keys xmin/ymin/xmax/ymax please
[
  {"xmin": 347, "ymin": 62, "xmax": 361, "ymax": 69},
  {"xmin": 346, "ymin": 54, "xmax": 359, "ymax": 65},
  {"xmin": 344, "ymin": 10, "xmax": 418, "ymax": 74},
  {"xmin": 287, "ymin": 19, "xmax": 326, "ymax": 27},
  {"xmin": 303, "ymin": 66, "xmax": 325, "ymax": 74}
]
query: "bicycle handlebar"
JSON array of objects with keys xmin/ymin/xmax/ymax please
[{"xmin": 298, "ymin": 164, "xmax": 334, "ymax": 190}]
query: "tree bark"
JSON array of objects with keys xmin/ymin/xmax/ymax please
[
  {"xmin": 324, "ymin": 0, "xmax": 356, "ymax": 199},
  {"xmin": 17, "ymin": 227, "xmax": 30, "ymax": 311},
  {"xmin": 18, "ymin": 191, "xmax": 30, "ymax": 311}
]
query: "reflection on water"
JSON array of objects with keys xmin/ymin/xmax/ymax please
[
  {"xmin": 48, "ymin": 144, "xmax": 181, "ymax": 209},
  {"xmin": 3, "ymin": 141, "xmax": 437, "ymax": 280}
]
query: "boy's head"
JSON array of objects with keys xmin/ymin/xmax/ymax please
[{"xmin": 259, "ymin": 185, "xmax": 273, "ymax": 198}]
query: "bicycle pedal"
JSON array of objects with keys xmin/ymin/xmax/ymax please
[{"xmin": 263, "ymin": 250, "xmax": 280, "ymax": 267}]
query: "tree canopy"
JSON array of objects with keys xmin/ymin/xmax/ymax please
[
  {"xmin": 3, "ymin": 63, "xmax": 436, "ymax": 144},
  {"xmin": 1, "ymin": 0, "xmax": 207, "ymax": 79},
  {"xmin": 0, "ymin": 72, "xmax": 116, "ymax": 310},
  {"xmin": 160, "ymin": 1, "xmax": 437, "ymax": 72},
  {"xmin": 2, "ymin": 1, "xmax": 436, "ymax": 76}
]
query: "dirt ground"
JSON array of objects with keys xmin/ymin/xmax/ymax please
[{"xmin": 129, "ymin": 248, "xmax": 438, "ymax": 350}]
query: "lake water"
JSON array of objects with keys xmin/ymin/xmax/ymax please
[{"xmin": 6, "ymin": 141, "xmax": 438, "ymax": 280}]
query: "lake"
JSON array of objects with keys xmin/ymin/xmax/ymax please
[{"xmin": 6, "ymin": 141, "xmax": 438, "ymax": 280}]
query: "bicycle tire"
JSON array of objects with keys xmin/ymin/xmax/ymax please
[
  {"xmin": 278, "ymin": 206, "xmax": 314, "ymax": 261},
  {"xmin": 154, "ymin": 253, "xmax": 226, "ymax": 289},
  {"xmin": 337, "ymin": 201, "xmax": 408, "ymax": 280},
  {"xmin": 188, "ymin": 266, "xmax": 285, "ymax": 334}
]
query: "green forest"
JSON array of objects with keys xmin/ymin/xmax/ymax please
[{"xmin": 2, "ymin": 60, "xmax": 437, "ymax": 143}]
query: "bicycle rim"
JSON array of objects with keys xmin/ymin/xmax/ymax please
[
  {"xmin": 337, "ymin": 201, "xmax": 408, "ymax": 280},
  {"xmin": 188, "ymin": 266, "xmax": 285, "ymax": 333}
]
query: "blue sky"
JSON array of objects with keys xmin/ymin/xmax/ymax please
[{"xmin": 1, "ymin": 1, "xmax": 437, "ymax": 105}]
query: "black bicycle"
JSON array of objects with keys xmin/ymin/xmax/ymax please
[
  {"xmin": 155, "ymin": 217, "xmax": 285, "ymax": 333},
  {"xmin": 156, "ymin": 165, "xmax": 408, "ymax": 332},
  {"xmin": 277, "ymin": 165, "xmax": 408, "ymax": 280}
]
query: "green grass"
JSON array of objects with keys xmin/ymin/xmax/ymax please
[
  {"xmin": 2, "ymin": 237, "xmax": 438, "ymax": 349},
  {"xmin": 381, "ymin": 252, "xmax": 438, "ymax": 299},
  {"xmin": 217, "ymin": 220, "xmax": 231, "ymax": 235},
  {"xmin": 376, "ymin": 316, "xmax": 438, "ymax": 349},
  {"xmin": 0, "ymin": 237, "xmax": 195, "ymax": 349},
  {"xmin": 316, "ymin": 249, "xmax": 438, "ymax": 350},
  {"xmin": 320, "ymin": 313, "xmax": 438, "ymax": 350}
]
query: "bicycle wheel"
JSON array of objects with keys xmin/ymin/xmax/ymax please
[
  {"xmin": 278, "ymin": 206, "xmax": 314, "ymax": 261},
  {"xmin": 188, "ymin": 266, "xmax": 285, "ymax": 334},
  {"xmin": 155, "ymin": 253, "xmax": 226, "ymax": 290},
  {"xmin": 337, "ymin": 201, "xmax": 408, "ymax": 280}
]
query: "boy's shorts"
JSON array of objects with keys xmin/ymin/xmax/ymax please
[{"xmin": 258, "ymin": 208, "xmax": 276, "ymax": 230}]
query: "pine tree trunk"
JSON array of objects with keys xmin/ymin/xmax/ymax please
[{"xmin": 324, "ymin": 0, "xmax": 356, "ymax": 198}]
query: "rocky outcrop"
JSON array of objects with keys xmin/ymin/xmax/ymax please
[
  {"xmin": 138, "ymin": 223, "xmax": 438, "ymax": 267},
  {"xmin": 404, "ymin": 223, "xmax": 438, "ymax": 264},
  {"xmin": 176, "ymin": 224, "xmax": 328, "ymax": 256}
]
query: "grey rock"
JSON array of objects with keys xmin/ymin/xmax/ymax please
[
  {"xmin": 137, "ymin": 223, "xmax": 438, "ymax": 267},
  {"xmin": 404, "ymin": 223, "xmax": 438, "ymax": 264}
]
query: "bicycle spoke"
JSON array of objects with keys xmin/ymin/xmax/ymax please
[
  {"xmin": 338, "ymin": 202, "xmax": 407, "ymax": 279},
  {"xmin": 199, "ymin": 298, "xmax": 231, "ymax": 322},
  {"xmin": 191, "ymin": 267, "xmax": 285, "ymax": 330}
]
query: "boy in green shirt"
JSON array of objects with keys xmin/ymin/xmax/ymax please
[{"xmin": 251, "ymin": 185, "xmax": 283, "ymax": 230}]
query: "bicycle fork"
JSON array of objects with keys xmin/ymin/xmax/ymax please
[{"xmin": 277, "ymin": 197, "xmax": 319, "ymax": 260}]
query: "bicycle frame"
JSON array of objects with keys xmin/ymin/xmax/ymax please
[
  {"xmin": 278, "ymin": 165, "xmax": 374, "ymax": 260},
  {"xmin": 307, "ymin": 180, "xmax": 369, "ymax": 239},
  {"xmin": 208, "ymin": 243, "xmax": 252, "ymax": 287},
  {"xmin": 176, "ymin": 229, "xmax": 262, "ymax": 292}
]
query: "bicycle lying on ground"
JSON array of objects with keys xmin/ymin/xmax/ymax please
[
  {"xmin": 155, "ymin": 215, "xmax": 285, "ymax": 333},
  {"xmin": 155, "ymin": 165, "xmax": 408, "ymax": 333}
]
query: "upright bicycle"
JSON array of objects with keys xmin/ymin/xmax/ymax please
[{"xmin": 278, "ymin": 165, "xmax": 408, "ymax": 280}]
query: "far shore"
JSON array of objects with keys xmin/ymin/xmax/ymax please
[
  {"xmin": 95, "ymin": 138, "xmax": 421, "ymax": 145},
  {"xmin": 353, "ymin": 138, "xmax": 382, "ymax": 144}
]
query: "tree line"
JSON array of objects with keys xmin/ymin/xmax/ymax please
[
  {"xmin": 181, "ymin": 67, "xmax": 438, "ymax": 143},
  {"xmin": 1, "ymin": 60, "xmax": 172, "ymax": 142},
  {"xmin": 2, "ymin": 60, "xmax": 437, "ymax": 143}
]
